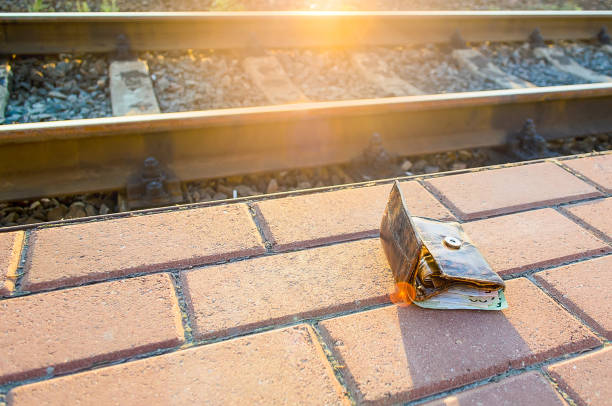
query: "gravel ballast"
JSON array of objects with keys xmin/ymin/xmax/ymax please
[
  {"xmin": 275, "ymin": 45, "xmax": 500, "ymax": 100},
  {"xmin": 141, "ymin": 50, "xmax": 267, "ymax": 112},
  {"xmin": 3, "ymin": 54, "xmax": 111, "ymax": 124},
  {"xmin": 561, "ymin": 40, "xmax": 612, "ymax": 76},
  {"xmin": 2, "ymin": 41, "xmax": 610, "ymax": 122},
  {"xmin": 137, "ymin": 41, "xmax": 609, "ymax": 113}
]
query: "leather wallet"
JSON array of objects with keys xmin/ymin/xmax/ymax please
[{"xmin": 380, "ymin": 181, "xmax": 506, "ymax": 309}]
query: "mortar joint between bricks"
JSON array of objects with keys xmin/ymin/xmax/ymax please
[
  {"xmin": 539, "ymin": 367, "xmax": 580, "ymax": 406},
  {"xmin": 448, "ymin": 194, "xmax": 608, "ymax": 225},
  {"xmin": 187, "ymin": 300, "xmax": 395, "ymax": 349},
  {"xmin": 247, "ymin": 202, "xmax": 273, "ymax": 252},
  {"xmin": 552, "ymin": 158, "xmax": 611, "ymax": 197},
  {"xmin": 0, "ymin": 302, "xmax": 605, "ymax": 395},
  {"xmin": 169, "ymin": 272, "xmax": 195, "ymax": 345},
  {"xmin": 0, "ymin": 343, "xmax": 186, "ymax": 392},
  {"xmin": 555, "ymin": 195, "xmax": 612, "ymax": 209},
  {"xmin": 554, "ymin": 150, "xmax": 612, "ymax": 163},
  {"xmin": 526, "ymin": 273, "xmax": 608, "ymax": 343},
  {"xmin": 12, "ymin": 229, "xmax": 31, "ymax": 295},
  {"xmin": 405, "ymin": 345, "xmax": 607, "ymax": 406},
  {"xmin": 500, "ymin": 251, "xmax": 612, "ymax": 283},
  {"xmin": 309, "ymin": 322, "xmax": 356, "ymax": 406},
  {"xmin": 555, "ymin": 205, "xmax": 612, "ymax": 246},
  {"xmin": 416, "ymin": 178, "xmax": 464, "ymax": 222},
  {"xmin": 1, "ymin": 234, "xmax": 382, "ymax": 302},
  {"xmin": 0, "ymin": 311, "xmax": 375, "ymax": 393}
]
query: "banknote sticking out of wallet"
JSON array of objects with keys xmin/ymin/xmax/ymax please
[{"xmin": 380, "ymin": 181, "xmax": 507, "ymax": 310}]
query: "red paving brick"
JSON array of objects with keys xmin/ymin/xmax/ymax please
[
  {"xmin": 319, "ymin": 278, "xmax": 600, "ymax": 405},
  {"xmin": 425, "ymin": 162, "xmax": 601, "ymax": 220},
  {"xmin": 547, "ymin": 347, "xmax": 611, "ymax": 406},
  {"xmin": 462, "ymin": 208, "xmax": 609, "ymax": 276},
  {"xmin": 7, "ymin": 325, "xmax": 348, "ymax": 406},
  {"xmin": 4, "ymin": 155, "xmax": 610, "ymax": 404},
  {"xmin": 254, "ymin": 182, "xmax": 453, "ymax": 251},
  {"xmin": 563, "ymin": 198, "xmax": 612, "ymax": 242},
  {"xmin": 534, "ymin": 255, "xmax": 612, "ymax": 339},
  {"xmin": 0, "ymin": 231, "xmax": 24, "ymax": 296},
  {"xmin": 563, "ymin": 154, "xmax": 612, "ymax": 193},
  {"xmin": 23, "ymin": 204, "xmax": 265, "ymax": 292},
  {"xmin": 181, "ymin": 238, "xmax": 393, "ymax": 340},
  {"xmin": 423, "ymin": 372, "xmax": 567, "ymax": 406},
  {"xmin": 0, "ymin": 273, "xmax": 184, "ymax": 384}
]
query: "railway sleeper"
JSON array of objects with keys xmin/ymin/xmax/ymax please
[
  {"xmin": 109, "ymin": 60, "xmax": 160, "ymax": 116},
  {"xmin": 450, "ymin": 31, "xmax": 534, "ymax": 90},
  {"xmin": 242, "ymin": 55, "xmax": 308, "ymax": 104},
  {"xmin": 530, "ymin": 28, "xmax": 612, "ymax": 83},
  {"xmin": 351, "ymin": 53, "xmax": 424, "ymax": 96},
  {"xmin": 452, "ymin": 48, "xmax": 535, "ymax": 89},
  {"xmin": 0, "ymin": 60, "xmax": 10, "ymax": 122},
  {"xmin": 109, "ymin": 33, "xmax": 160, "ymax": 116}
]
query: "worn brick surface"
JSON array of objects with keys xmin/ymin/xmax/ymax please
[
  {"xmin": 547, "ymin": 347, "xmax": 611, "ymax": 406},
  {"xmin": 535, "ymin": 255, "xmax": 612, "ymax": 339},
  {"xmin": 319, "ymin": 278, "xmax": 600, "ymax": 405},
  {"xmin": 563, "ymin": 154, "xmax": 612, "ymax": 193},
  {"xmin": 254, "ymin": 182, "xmax": 453, "ymax": 251},
  {"xmin": 7, "ymin": 325, "xmax": 347, "ymax": 406},
  {"xmin": 564, "ymin": 198, "xmax": 612, "ymax": 242},
  {"xmin": 0, "ymin": 273, "xmax": 184, "ymax": 384},
  {"xmin": 0, "ymin": 231, "xmax": 24, "ymax": 296},
  {"xmin": 423, "ymin": 372, "xmax": 567, "ymax": 406},
  {"xmin": 182, "ymin": 238, "xmax": 393, "ymax": 339},
  {"xmin": 24, "ymin": 204, "xmax": 265, "ymax": 291},
  {"xmin": 462, "ymin": 209, "xmax": 609, "ymax": 276},
  {"xmin": 425, "ymin": 162, "xmax": 601, "ymax": 220}
]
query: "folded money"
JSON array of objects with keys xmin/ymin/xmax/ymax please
[
  {"xmin": 414, "ymin": 286, "xmax": 507, "ymax": 310},
  {"xmin": 381, "ymin": 181, "xmax": 506, "ymax": 310}
]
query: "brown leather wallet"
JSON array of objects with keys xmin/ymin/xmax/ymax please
[{"xmin": 380, "ymin": 181, "xmax": 505, "ymax": 302}]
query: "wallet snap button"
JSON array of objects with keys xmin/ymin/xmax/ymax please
[{"xmin": 443, "ymin": 236, "xmax": 462, "ymax": 249}]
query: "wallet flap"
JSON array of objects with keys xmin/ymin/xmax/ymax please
[
  {"xmin": 380, "ymin": 181, "xmax": 423, "ymax": 285},
  {"xmin": 412, "ymin": 217, "xmax": 504, "ymax": 289}
]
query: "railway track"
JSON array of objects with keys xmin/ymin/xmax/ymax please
[
  {"xmin": 2, "ymin": 11, "xmax": 612, "ymax": 53},
  {"xmin": 1, "ymin": 11, "xmax": 612, "ymax": 213}
]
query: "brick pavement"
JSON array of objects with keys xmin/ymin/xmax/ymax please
[
  {"xmin": 423, "ymin": 372, "xmax": 567, "ymax": 406},
  {"xmin": 0, "ymin": 273, "xmax": 184, "ymax": 385},
  {"xmin": 562, "ymin": 197, "xmax": 612, "ymax": 243},
  {"xmin": 562, "ymin": 154, "xmax": 612, "ymax": 193},
  {"xmin": 547, "ymin": 347, "xmax": 611, "ymax": 406},
  {"xmin": 23, "ymin": 204, "xmax": 265, "ymax": 292},
  {"xmin": 534, "ymin": 255, "xmax": 612, "ymax": 339},
  {"xmin": 254, "ymin": 181, "xmax": 453, "ymax": 251},
  {"xmin": 1, "ymin": 152, "xmax": 610, "ymax": 405}
]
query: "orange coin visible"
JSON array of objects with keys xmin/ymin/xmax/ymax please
[{"xmin": 390, "ymin": 282, "xmax": 416, "ymax": 307}]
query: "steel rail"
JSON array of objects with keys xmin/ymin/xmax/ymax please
[
  {"xmin": 1, "ymin": 11, "xmax": 611, "ymax": 54},
  {"xmin": 1, "ymin": 83, "xmax": 611, "ymax": 201}
]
